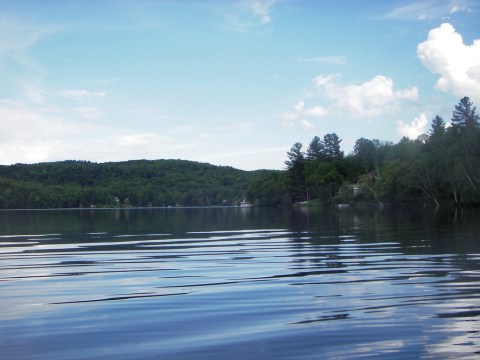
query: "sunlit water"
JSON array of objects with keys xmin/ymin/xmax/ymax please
[{"xmin": 1, "ymin": 207, "xmax": 480, "ymax": 359}]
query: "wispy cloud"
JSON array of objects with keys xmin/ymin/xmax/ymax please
[
  {"xmin": 61, "ymin": 89, "xmax": 108, "ymax": 100},
  {"xmin": 0, "ymin": 100, "xmax": 99, "ymax": 163},
  {"xmin": 0, "ymin": 100, "xmax": 180, "ymax": 164},
  {"xmin": 0, "ymin": 14, "xmax": 63, "ymax": 75},
  {"xmin": 224, "ymin": 0, "xmax": 282, "ymax": 33},
  {"xmin": 381, "ymin": 0, "xmax": 473, "ymax": 21},
  {"xmin": 112, "ymin": 133, "xmax": 171, "ymax": 147},
  {"xmin": 295, "ymin": 55, "xmax": 348, "ymax": 65},
  {"xmin": 19, "ymin": 82, "xmax": 46, "ymax": 104},
  {"xmin": 246, "ymin": 0, "xmax": 278, "ymax": 24}
]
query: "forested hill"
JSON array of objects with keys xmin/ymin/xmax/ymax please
[{"xmin": 0, "ymin": 159, "xmax": 271, "ymax": 209}]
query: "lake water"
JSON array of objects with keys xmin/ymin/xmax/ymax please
[{"xmin": 1, "ymin": 206, "xmax": 480, "ymax": 359}]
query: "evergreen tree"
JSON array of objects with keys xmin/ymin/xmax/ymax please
[
  {"xmin": 285, "ymin": 142, "xmax": 305, "ymax": 169},
  {"xmin": 429, "ymin": 115, "xmax": 446, "ymax": 138},
  {"xmin": 451, "ymin": 97, "xmax": 479, "ymax": 133},
  {"xmin": 285, "ymin": 142, "xmax": 308, "ymax": 202},
  {"xmin": 323, "ymin": 133, "xmax": 344, "ymax": 162},
  {"xmin": 306, "ymin": 136, "xmax": 325, "ymax": 161}
]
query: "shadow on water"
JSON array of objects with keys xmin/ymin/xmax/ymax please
[{"xmin": 0, "ymin": 207, "xmax": 294, "ymax": 235}]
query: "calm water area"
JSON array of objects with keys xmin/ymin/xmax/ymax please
[{"xmin": 1, "ymin": 206, "xmax": 480, "ymax": 359}]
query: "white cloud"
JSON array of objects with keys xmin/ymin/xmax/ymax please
[
  {"xmin": 304, "ymin": 106, "xmax": 327, "ymax": 117},
  {"xmin": 417, "ymin": 23, "xmax": 480, "ymax": 104},
  {"xmin": 315, "ymin": 74, "xmax": 418, "ymax": 118},
  {"xmin": 282, "ymin": 100, "xmax": 327, "ymax": 128},
  {"xmin": 300, "ymin": 119, "xmax": 315, "ymax": 129},
  {"xmin": 0, "ymin": 100, "xmax": 98, "ymax": 163},
  {"xmin": 61, "ymin": 89, "xmax": 108, "ymax": 100},
  {"xmin": 294, "ymin": 100, "xmax": 304, "ymax": 113},
  {"xmin": 74, "ymin": 107, "xmax": 103, "ymax": 119},
  {"xmin": 313, "ymin": 74, "xmax": 340, "ymax": 87},
  {"xmin": 0, "ymin": 100, "xmax": 262, "ymax": 167},
  {"xmin": 450, "ymin": 5, "xmax": 460, "ymax": 13},
  {"xmin": 112, "ymin": 133, "xmax": 171, "ymax": 147},
  {"xmin": 449, "ymin": 2, "xmax": 471, "ymax": 14},
  {"xmin": 0, "ymin": 100, "xmax": 179, "ymax": 164},
  {"xmin": 396, "ymin": 112, "xmax": 429, "ymax": 138},
  {"xmin": 248, "ymin": 0, "xmax": 277, "ymax": 23},
  {"xmin": 382, "ymin": 0, "xmax": 471, "ymax": 20},
  {"xmin": 20, "ymin": 82, "xmax": 46, "ymax": 104},
  {"xmin": 225, "ymin": 0, "xmax": 280, "ymax": 33},
  {"xmin": 384, "ymin": 2, "xmax": 435, "ymax": 20},
  {"xmin": 199, "ymin": 146, "xmax": 288, "ymax": 170}
]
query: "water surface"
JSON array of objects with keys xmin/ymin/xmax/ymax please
[{"xmin": 1, "ymin": 207, "xmax": 480, "ymax": 359}]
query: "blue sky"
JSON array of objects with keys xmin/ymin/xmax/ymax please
[{"xmin": 0, "ymin": 0, "xmax": 479, "ymax": 170}]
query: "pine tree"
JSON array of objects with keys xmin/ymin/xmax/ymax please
[
  {"xmin": 285, "ymin": 142, "xmax": 305, "ymax": 169},
  {"xmin": 323, "ymin": 133, "xmax": 344, "ymax": 162},
  {"xmin": 285, "ymin": 142, "xmax": 308, "ymax": 202},
  {"xmin": 429, "ymin": 115, "xmax": 446, "ymax": 138},
  {"xmin": 306, "ymin": 136, "xmax": 325, "ymax": 161},
  {"xmin": 451, "ymin": 97, "xmax": 479, "ymax": 134}
]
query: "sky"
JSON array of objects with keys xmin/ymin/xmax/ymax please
[{"xmin": 0, "ymin": 0, "xmax": 479, "ymax": 170}]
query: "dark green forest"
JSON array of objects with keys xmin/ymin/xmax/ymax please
[
  {"xmin": 0, "ymin": 97, "xmax": 478, "ymax": 209},
  {"xmin": 0, "ymin": 160, "xmax": 267, "ymax": 208},
  {"xmin": 248, "ymin": 97, "xmax": 480, "ymax": 207}
]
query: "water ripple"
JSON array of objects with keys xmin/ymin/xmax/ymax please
[{"xmin": 1, "ymin": 209, "xmax": 480, "ymax": 359}]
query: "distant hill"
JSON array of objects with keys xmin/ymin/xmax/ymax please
[{"xmin": 0, "ymin": 159, "xmax": 271, "ymax": 209}]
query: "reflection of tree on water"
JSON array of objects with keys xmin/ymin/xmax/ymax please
[
  {"xmin": 1, "ymin": 206, "xmax": 480, "ymax": 358},
  {"xmin": 287, "ymin": 205, "xmax": 480, "ymax": 358}
]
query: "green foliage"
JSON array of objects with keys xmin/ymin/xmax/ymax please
[
  {"xmin": 272, "ymin": 97, "xmax": 480, "ymax": 207},
  {"xmin": 285, "ymin": 142, "xmax": 308, "ymax": 202},
  {"xmin": 3, "ymin": 97, "xmax": 479, "ymax": 209},
  {"xmin": 0, "ymin": 160, "xmax": 265, "ymax": 209},
  {"xmin": 322, "ymin": 133, "xmax": 344, "ymax": 161},
  {"xmin": 246, "ymin": 171, "xmax": 289, "ymax": 206},
  {"xmin": 451, "ymin": 96, "xmax": 479, "ymax": 134}
]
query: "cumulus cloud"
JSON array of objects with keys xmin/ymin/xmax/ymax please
[
  {"xmin": 282, "ymin": 100, "xmax": 326, "ymax": 128},
  {"xmin": 315, "ymin": 74, "xmax": 418, "ymax": 118},
  {"xmin": 396, "ymin": 112, "xmax": 429, "ymax": 138},
  {"xmin": 417, "ymin": 23, "xmax": 480, "ymax": 103}
]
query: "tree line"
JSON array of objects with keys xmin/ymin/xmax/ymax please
[
  {"xmin": 0, "ymin": 97, "xmax": 477, "ymax": 209},
  {"xmin": 247, "ymin": 97, "xmax": 480, "ymax": 207},
  {"xmin": 0, "ymin": 159, "xmax": 265, "ymax": 209}
]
